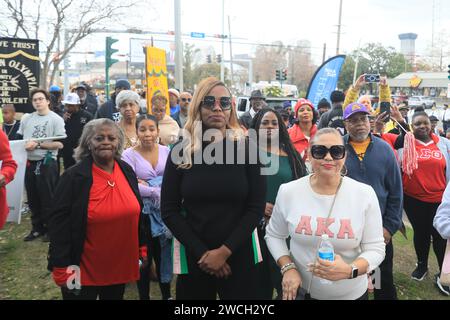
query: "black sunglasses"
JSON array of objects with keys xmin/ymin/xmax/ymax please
[
  {"xmin": 201, "ymin": 96, "xmax": 232, "ymax": 111},
  {"xmin": 181, "ymin": 97, "xmax": 191, "ymax": 102},
  {"xmin": 311, "ymin": 145, "xmax": 346, "ymax": 160}
]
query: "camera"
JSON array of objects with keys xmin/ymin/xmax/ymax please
[{"xmin": 365, "ymin": 74, "xmax": 380, "ymax": 83}]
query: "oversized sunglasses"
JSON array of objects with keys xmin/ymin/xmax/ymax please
[
  {"xmin": 201, "ymin": 96, "xmax": 232, "ymax": 111},
  {"xmin": 310, "ymin": 145, "xmax": 346, "ymax": 160},
  {"xmin": 181, "ymin": 97, "xmax": 191, "ymax": 102}
]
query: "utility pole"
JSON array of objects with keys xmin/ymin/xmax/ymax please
[
  {"xmin": 174, "ymin": 0, "xmax": 183, "ymax": 91},
  {"xmin": 322, "ymin": 43, "xmax": 327, "ymax": 63},
  {"xmin": 336, "ymin": 0, "xmax": 343, "ymax": 56},
  {"xmin": 228, "ymin": 15, "xmax": 234, "ymax": 87},
  {"xmin": 63, "ymin": 29, "xmax": 70, "ymax": 98},
  {"xmin": 220, "ymin": 0, "xmax": 225, "ymax": 82}
]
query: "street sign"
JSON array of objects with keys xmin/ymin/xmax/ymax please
[{"xmin": 190, "ymin": 32, "xmax": 205, "ymax": 38}]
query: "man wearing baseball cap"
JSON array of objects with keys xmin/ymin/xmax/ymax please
[
  {"xmin": 61, "ymin": 93, "xmax": 93, "ymax": 169},
  {"xmin": 343, "ymin": 102, "xmax": 403, "ymax": 300}
]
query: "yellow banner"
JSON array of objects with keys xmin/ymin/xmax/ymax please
[{"xmin": 145, "ymin": 46, "xmax": 169, "ymax": 115}]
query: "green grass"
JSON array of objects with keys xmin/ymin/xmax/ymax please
[{"xmin": 1, "ymin": 214, "xmax": 449, "ymax": 300}]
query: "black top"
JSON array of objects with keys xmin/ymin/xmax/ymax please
[
  {"xmin": 47, "ymin": 157, "xmax": 147, "ymax": 270},
  {"xmin": 161, "ymin": 138, "xmax": 266, "ymax": 261},
  {"xmin": 96, "ymin": 95, "xmax": 120, "ymax": 122},
  {"xmin": 2, "ymin": 121, "xmax": 21, "ymax": 141},
  {"xmin": 61, "ymin": 109, "xmax": 93, "ymax": 158}
]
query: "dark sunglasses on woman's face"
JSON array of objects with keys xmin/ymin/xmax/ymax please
[
  {"xmin": 310, "ymin": 145, "xmax": 346, "ymax": 160},
  {"xmin": 201, "ymin": 96, "xmax": 232, "ymax": 111},
  {"xmin": 181, "ymin": 97, "xmax": 191, "ymax": 103}
]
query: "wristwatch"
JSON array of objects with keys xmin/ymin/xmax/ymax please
[
  {"xmin": 36, "ymin": 142, "xmax": 41, "ymax": 149},
  {"xmin": 350, "ymin": 264, "xmax": 358, "ymax": 279}
]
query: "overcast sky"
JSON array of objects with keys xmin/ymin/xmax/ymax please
[{"xmin": 68, "ymin": 0, "xmax": 450, "ymax": 66}]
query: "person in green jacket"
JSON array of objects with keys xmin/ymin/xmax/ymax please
[{"xmin": 250, "ymin": 107, "xmax": 307, "ymax": 299}]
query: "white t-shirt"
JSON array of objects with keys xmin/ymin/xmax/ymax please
[
  {"xmin": 17, "ymin": 111, "xmax": 66, "ymax": 161},
  {"xmin": 265, "ymin": 175, "xmax": 385, "ymax": 300}
]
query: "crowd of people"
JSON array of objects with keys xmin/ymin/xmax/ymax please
[{"xmin": 1, "ymin": 74, "xmax": 450, "ymax": 301}]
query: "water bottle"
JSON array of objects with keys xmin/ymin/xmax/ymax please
[{"xmin": 317, "ymin": 234, "xmax": 334, "ymax": 285}]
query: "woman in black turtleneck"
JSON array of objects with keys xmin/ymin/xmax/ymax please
[{"xmin": 161, "ymin": 77, "xmax": 266, "ymax": 300}]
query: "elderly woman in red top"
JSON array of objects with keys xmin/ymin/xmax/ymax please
[
  {"xmin": 48, "ymin": 119, "xmax": 148, "ymax": 300},
  {"xmin": 0, "ymin": 129, "xmax": 17, "ymax": 230},
  {"xmin": 288, "ymin": 98, "xmax": 318, "ymax": 166}
]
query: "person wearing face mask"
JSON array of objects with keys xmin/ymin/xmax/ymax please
[
  {"xmin": 122, "ymin": 115, "xmax": 173, "ymax": 300},
  {"xmin": 395, "ymin": 111, "xmax": 450, "ymax": 295},
  {"xmin": 239, "ymin": 90, "xmax": 266, "ymax": 130},
  {"xmin": 265, "ymin": 127, "xmax": 385, "ymax": 300},
  {"xmin": 47, "ymin": 119, "xmax": 148, "ymax": 300}
]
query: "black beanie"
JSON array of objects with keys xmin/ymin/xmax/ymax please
[
  {"xmin": 318, "ymin": 98, "xmax": 331, "ymax": 108},
  {"xmin": 330, "ymin": 90, "xmax": 345, "ymax": 103}
]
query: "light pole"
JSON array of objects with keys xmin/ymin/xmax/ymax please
[
  {"xmin": 220, "ymin": 0, "xmax": 225, "ymax": 82},
  {"xmin": 174, "ymin": 0, "xmax": 183, "ymax": 91},
  {"xmin": 336, "ymin": 0, "xmax": 343, "ymax": 56}
]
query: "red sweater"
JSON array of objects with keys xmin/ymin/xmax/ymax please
[
  {"xmin": 0, "ymin": 130, "xmax": 17, "ymax": 230},
  {"xmin": 288, "ymin": 124, "xmax": 317, "ymax": 160}
]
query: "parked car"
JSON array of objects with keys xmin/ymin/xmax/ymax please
[
  {"xmin": 408, "ymin": 96, "xmax": 436, "ymax": 109},
  {"xmin": 391, "ymin": 94, "xmax": 408, "ymax": 105},
  {"xmin": 236, "ymin": 96, "xmax": 299, "ymax": 118}
]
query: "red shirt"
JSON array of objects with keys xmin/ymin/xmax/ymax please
[
  {"xmin": 79, "ymin": 162, "xmax": 141, "ymax": 286},
  {"xmin": 403, "ymin": 138, "xmax": 446, "ymax": 203},
  {"xmin": 0, "ymin": 130, "xmax": 17, "ymax": 230}
]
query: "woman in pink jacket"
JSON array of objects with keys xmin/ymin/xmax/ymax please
[
  {"xmin": 0, "ymin": 129, "xmax": 17, "ymax": 229},
  {"xmin": 288, "ymin": 98, "xmax": 318, "ymax": 164}
]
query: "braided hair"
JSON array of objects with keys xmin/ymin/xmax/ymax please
[{"xmin": 250, "ymin": 108, "xmax": 307, "ymax": 179}]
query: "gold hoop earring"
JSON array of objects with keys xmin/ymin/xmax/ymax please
[{"xmin": 341, "ymin": 165, "xmax": 348, "ymax": 176}]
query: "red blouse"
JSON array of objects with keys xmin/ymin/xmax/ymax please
[
  {"xmin": 79, "ymin": 162, "xmax": 141, "ymax": 286},
  {"xmin": 0, "ymin": 130, "xmax": 17, "ymax": 230}
]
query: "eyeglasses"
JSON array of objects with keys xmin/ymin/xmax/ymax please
[
  {"xmin": 181, "ymin": 97, "xmax": 191, "ymax": 103},
  {"xmin": 201, "ymin": 96, "xmax": 232, "ymax": 111},
  {"xmin": 346, "ymin": 115, "xmax": 369, "ymax": 125},
  {"xmin": 310, "ymin": 145, "xmax": 346, "ymax": 160}
]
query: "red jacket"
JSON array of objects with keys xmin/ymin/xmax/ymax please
[
  {"xmin": 0, "ymin": 130, "xmax": 17, "ymax": 230},
  {"xmin": 288, "ymin": 124, "xmax": 317, "ymax": 159}
]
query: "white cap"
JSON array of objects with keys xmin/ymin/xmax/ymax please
[
  {"xmin": 168, "ymin": 88, "xmax": 180, "ymax": 98},
  {"xmin": 321, "ymin": 234, "xmax": 329, "ymax": 240},
  {"xmin": 62, "ymin": 93, "xmax": 80, "ymax": 105}
]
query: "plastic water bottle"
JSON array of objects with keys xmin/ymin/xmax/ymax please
[{"xmin": 317, "ymin": 234, "xmax": 334, "ymax": 285}]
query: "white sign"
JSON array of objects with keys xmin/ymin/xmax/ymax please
[{"xmin": 6, "ymin": 140, "xmax": 27, "ymax": 224}]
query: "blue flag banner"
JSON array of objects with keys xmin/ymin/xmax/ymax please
[{"xmin": 306, "ymin": 55, "xmax": 346, "ymax": 107}]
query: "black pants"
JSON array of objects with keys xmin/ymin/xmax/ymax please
[
  {"xmin": 25, "ymin": 159, "xmax": 59, "ymax": 234},
  {"xmin": 403, "ymin": 194, "xmax": 447, "ymax": 271},
  {"xmin": 373, "ymin": 241, "xmax": 397, "ymax": 300},
  {"xmin": 176, "ymin": 247, "xmax": 260, "ymax": 300},
  {"xmin": 256, "ymin": 225, "xmax": 282, "ymax": 300},
  {"xmin": 137, "ymin": 236, "xmax": 171, "ymax": 300},
  {"xmin": 61, "ymin": 284, "xmax": 125, "ymax": 300},
  {"xmin": 62, "ymin": 154, "xmax": 76, "ymax": 170}
]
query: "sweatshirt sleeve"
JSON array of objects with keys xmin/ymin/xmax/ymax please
[
  {"xmin": 160, "ymin": 150, "xmax": 209, "ymax": 260},
  {"xmin": 382, "ymin": 146, "xmax": 403, "ymax": 235},
  {"xmin": 265, "ymin": 184, "xmax": 291, "ymax": 262},
  {"xmin": 0, "ymin": 130, "xmax": 17, "ymax": 184},
  {"xmin": 223, "ymin": 160, "xmax": 266, "ymax": 254},
  {"xmin": 343, "ymin": 86, "xmax": 360, "ymax": 110},
  {"xmin": 434, "ymin": 184, "xmax": 450, "ymax": 239},
  {"xmin": 358, "ymin": 186, "xmax": 386, "ymax": 272}
]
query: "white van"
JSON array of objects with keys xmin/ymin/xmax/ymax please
[{"xmin": 236, "ymin": 96, "xmax": 298, "ymax": 118}]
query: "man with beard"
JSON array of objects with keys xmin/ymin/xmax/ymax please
[{"xmin": 240, "ymin": 90, "xmax": 266, "ymax": 130}]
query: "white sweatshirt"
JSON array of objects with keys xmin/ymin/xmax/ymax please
[{"xmin": 265, "ymin": 175, "xmax": 386, "ymax": 300}]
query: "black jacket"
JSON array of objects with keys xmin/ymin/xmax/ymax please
[
  {"xmin": 96, "ymin": 94, "xmax": 121, "ymax": 122},
  {"xmin": 47, "ymin": 156, "xmax": 148, "ymax": 271},
  {"xmin": 239, "ymin": 111, "xmax": 253, "ymax": 129}
]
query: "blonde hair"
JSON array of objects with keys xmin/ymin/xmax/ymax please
[{"xmin": 179, "ymin": 77, "xmax": 244, "ymax": 169}]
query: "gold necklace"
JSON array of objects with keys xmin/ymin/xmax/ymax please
[{"xmin": 3, "ymin": 121, "xmax": 16, "ymax": 138}]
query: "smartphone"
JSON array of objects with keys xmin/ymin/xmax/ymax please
[
  {"xmin": 380, "ymin": 102, "xmax": 391, "ymax": 122},
  {"xmin": 365, "ymin": 74, "xmax": 381, "ymax": 83}
]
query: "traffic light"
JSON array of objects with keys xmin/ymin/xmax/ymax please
[
  {"xmin": 216, "ymin": 54, "xmax": 222, "ymax": 63},
  {"xmin": 206, "ymin": 54, "xmax": 212, "ymax": 63},
  {"xmin": 448, "ymin": 64, "xmax": 450, "ymax": 80},
  {"xmin": 105, "ymin": 36, "xmax": 119, "ymax": 97},
  {"xmin": 106, "ymin": 36, "xmax": 119, "ymax": 70},
  {"xmin": 276, "ymin": 69, "xmax": 281, "ymax": 80},
  {"xmin": 282, "ymin": 69, "xmax": 287, "ymax": 81}
]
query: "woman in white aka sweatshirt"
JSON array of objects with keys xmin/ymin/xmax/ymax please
[{"xmin": 265, "ymin": 128, "xmax": 385, "ymax": 300}]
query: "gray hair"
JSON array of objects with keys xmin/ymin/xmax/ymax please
[
  {"xmin": 310, "ymin": 128, "xmax": 344, "ymax": 146},
  {"xmin": 73, "ymin": 119, "xmax": 125, "ymax": 162},
  {"xmin": 116, "ymin": 90, "xmax": 140, "ymax": 108}
]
